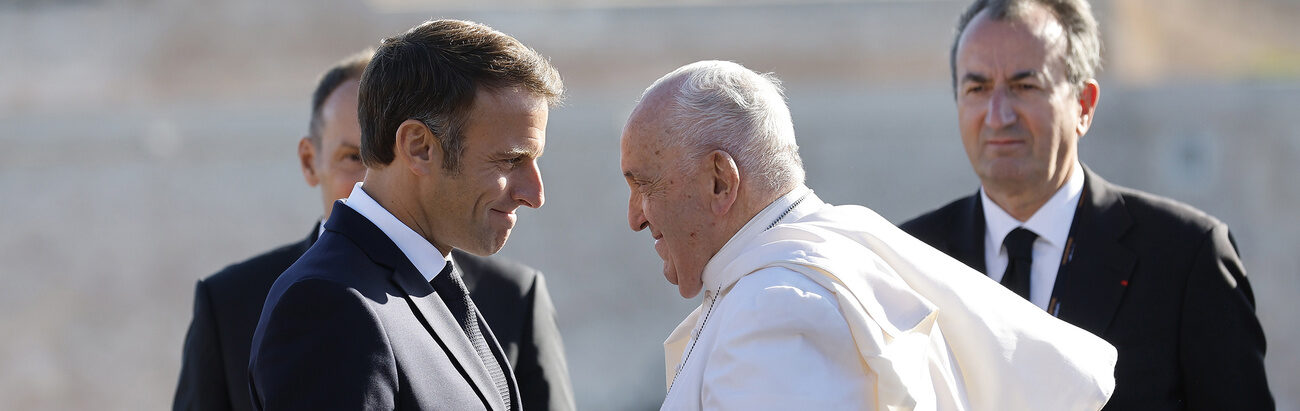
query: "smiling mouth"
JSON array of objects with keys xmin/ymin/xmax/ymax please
[
  {"xmin": 491, "ymin": 208, "xmax": 518, "ymax": 225},
  {"xmin": 651, "ymin": 232, "xmax": 669, "ymax": 258}
]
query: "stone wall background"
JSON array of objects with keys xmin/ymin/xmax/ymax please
[{"xmin": 1, "ymin": 0, "xmax": 1297, "ymax": 409}]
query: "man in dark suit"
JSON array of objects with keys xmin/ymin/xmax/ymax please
[
  {"xmin": 248, "ymin": 19, "xmax": 564, "ymax": 410},
  {"xmin": 177, "ymin": 21, "xmax": 573, "ymax": 410},
  {"xmin": 899, "ymin": 1, "xmax": 1273, "ymax": 410}
]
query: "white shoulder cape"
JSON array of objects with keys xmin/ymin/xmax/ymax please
[{"xmin": 714, "ymin": 203, "xmax": 1116, "ymax": 411}]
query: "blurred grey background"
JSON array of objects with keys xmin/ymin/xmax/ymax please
[{"xmin": 1, "ymin": 0, "xmax": 1297, "ymax": 409}]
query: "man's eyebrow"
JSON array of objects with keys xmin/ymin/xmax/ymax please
[
  {"xmin": 339, "ymin": 142, "xmax": 361, "ymax": 149},
  {"xmin": 961, "ymin": 73, "xmax": 989, "ymax": 84},
  {"xmin": 1009, "ymin": 70, "xmax": 1038, "ymax": 82},
  {"xmin": 500, "ymin": 146, "xmax": 542, "ymax": 158}
]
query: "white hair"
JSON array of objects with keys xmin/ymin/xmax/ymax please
[{"xmin": 640, "ymin": 60, "xmax": 805, "ymax": 195}]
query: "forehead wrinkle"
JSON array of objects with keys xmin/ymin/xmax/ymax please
[{"xmin": 624, "ymin": 114, "xmax": 671, "ymax": 159}]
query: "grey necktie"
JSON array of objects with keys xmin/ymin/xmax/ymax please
[
  {"xmin": 1001, "ymin": 227, "xmax": 1038, "ymax": 301},
  {"xmin": 430, "ymin": 261, "xmax": 512, "ymax": 410}
]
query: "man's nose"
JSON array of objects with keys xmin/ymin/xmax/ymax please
[
  {"xmin": 628, "ymin": 194, "xmax": 648, "ymax": 232},
  {"xmin": 513, "ymin": 160, "xmax": 544, "ymax": 209},
  {"xmin": 985, "ymin": 87, "xmax": 1017, "ymax": 129}
]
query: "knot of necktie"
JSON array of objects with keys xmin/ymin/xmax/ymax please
[{"xmin": 1004, "ymin": 227, "xmax": 1039, "ymax": 262}]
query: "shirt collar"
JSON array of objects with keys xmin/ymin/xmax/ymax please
[
  {"xmin": 981, "ymin": 160, "xmax": 1085, "ymax": 249},
  {"xmin": 701, "ymin": 185, "xmax": 818, "ymax": 294},
  {"xmin": 342, "ymin": 182, "xmax": 450, "ymax": 283}
]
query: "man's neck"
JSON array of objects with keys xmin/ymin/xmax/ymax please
[
  {"xmin": 727, "ymin": 187, "xmax": 786, "ymax": 239},
  {"xmin": 983, "ymin": 172, "xmax": 1072, "ymax": 222},
  {"xmin": 360, "ymin": 173, "xmax": 450, "ymax": 257},
  {"xmin": 985, "ymin": 189, "xmax": 1050, "ymax": 222}
]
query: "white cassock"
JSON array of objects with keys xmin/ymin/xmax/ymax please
[{"xmin": 661, "ymin": 187, "xmax": 1116, "ymax": 411}]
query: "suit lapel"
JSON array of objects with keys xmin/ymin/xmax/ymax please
[
  {"xmin": 948, "ymin": 191, "xmax": 988, "ymax": 273},
  {"xmin": 390, "ymin": 268, "xmax": 506, "ymax": 411},
  {"xmin": 325, "ymin": 202, "xmax": 505, "ymax": 411},
  {"xmin": 1050, "ymin": 167, "xmax": 1137, "ymax": 335}
]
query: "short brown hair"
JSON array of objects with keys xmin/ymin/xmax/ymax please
[
  {"xmin": 358, "ymin": 19, "xmax": 564, "ymax": 171},
  {"xmin": 308, "ymin": 49, "xmax": 372, "ymax": 144},
  {"xmin": 950, "ymin": 0, "xmax": 1102, "ymax": 96}
]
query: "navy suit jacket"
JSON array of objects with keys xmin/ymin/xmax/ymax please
[
  {"xmin": 249, "ymin": 202, "xmax": 518, "ymax": 410},
  {"xmin": 174, "ymin": 199, "xmax": 573, "ymax": 410},
  {"xmin": 900, "ymin": 166, "xmax": 1273, "ymax": 411}
]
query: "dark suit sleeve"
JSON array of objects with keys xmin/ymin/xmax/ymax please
[
  {"xmin": 1180, "ymin": 225, "xmax": 1274, "ymax": 410},
  {"xmin": 250, "ymin": 279, "xmax": 398, "ymax": 411},
  {"xmin": 515, "ymin": 274, "xmax": 576, "ymax": 411},
  {"xmin": 174, "ymin": 280, "xmax": 233, "ymax": 411}
]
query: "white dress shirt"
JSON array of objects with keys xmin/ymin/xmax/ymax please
[
  {"xmin": 342, "ymin": 182, "xmax": 451, "ymax": 283},
  {"xmin": 981, "ymin": 161, "xmax": 1084, "ymax": 311}
]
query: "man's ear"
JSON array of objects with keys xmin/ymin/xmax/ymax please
[
  {"xmin": 394, "ymin": 119, "xmax": 440, "ymax": 176},
  {"xmin": 298, "ymin": 136, "xmax": 320, "ymax": 187},
  {"xmin": 708, "ymin": 150, "xmax": 740, "ymax": 216},
  {"xmin": 1076, "ymin": 79, "xmax": 1100, "ymax": 137}
]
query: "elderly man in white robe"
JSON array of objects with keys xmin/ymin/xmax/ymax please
[{"xmin": 620, "ymin": 60, "xmax": 1118, "ymax": 411}]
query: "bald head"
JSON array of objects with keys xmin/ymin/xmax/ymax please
[
  {"xmin": 621, "ymin": 74, "xmax": 683, "ymax": 166},
  {"xmin": 630, "ymin": 60, "xmax": 805, "ymax": 196}
]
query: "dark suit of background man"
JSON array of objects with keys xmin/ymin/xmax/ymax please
[
  {"xmin": 898, "ymin": 0, "xmax": 1273, "ymax": 410},
  {"xmin": 173, "ymin": 51, "xmax": 573, "ymax": 411}
]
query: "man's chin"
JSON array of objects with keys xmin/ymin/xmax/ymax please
[
  {"xmin": 663, "ymin": 261, "xmax": 703, "ymax": 298},
  {"xmin": 677, "ymin": 282, "xmax": 703, "ymax": 299},
  {"xmin": 459, "ymin": 235, "xmax": 508, "ymax": 257}
]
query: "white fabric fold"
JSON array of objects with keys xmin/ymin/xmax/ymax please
[{"xmin": 664, "ymin": 191, "xmax": 1116, "ymax": 411}]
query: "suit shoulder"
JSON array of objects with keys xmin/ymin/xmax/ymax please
[
  {"xmin": 276, "ymin": 234, "xmax": 373, "ymax": 285},
  {"xmin": 899, "ymin": 196, "xmax": 971, "ymax": 241},
  {"xmin": 453, "ymin": 250, "xmax": 540, "ymax": 295},
  {"xmin": 1111, "ymin": 184, "xmax": 1228, "ymax": 235},
  {"xmin": 201, "ymin": 239, "xmax": 309, "ymax": 300},
  {"xmin": 260, "ymin": 238, "xmax": 393, "ymax": 325}
]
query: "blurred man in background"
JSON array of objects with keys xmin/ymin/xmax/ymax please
[
  {"xmin": 176, "ymin": 43, "xmax": 572, "ymax": 410},
  {"xmin": 624, "ymin": 60, "xmax": 1116, "ymax": 410},
  {"xmin": 900, "ymin": 0, "xmax": 1272, "ymax": 409}
]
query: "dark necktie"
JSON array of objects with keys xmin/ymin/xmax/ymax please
[
  {"xmin": 430, "ymin": 261, "xmax": 512, "ymax": 410},
  {"xmin": 1001, "ymin": 227, "xmax": 1038, "ymax": 301}
]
